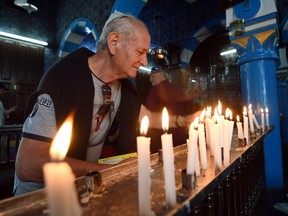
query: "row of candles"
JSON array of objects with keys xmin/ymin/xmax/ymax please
[
  {"xmin": 138, "ymin": 102, "xmax": 270, "ymax": 215},
  {"xmin": 42, "ymin": 102, "xmax": 270, "ymax": 216}
]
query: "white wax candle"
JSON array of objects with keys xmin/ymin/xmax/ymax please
[
  {"xmin": 205, "ymin": 107, "xmax": 212, "ymax": 147},
  {"xmin": 187, "ymin": 120, "xmax": 198, "ymax": 175},
  {"xmin": 224, "ymin": 112, "xmax": 234, "ymax": 166},
  {"xmin": 261, "ymin": 108, "xmax": 265, "ymax": 131},
  {"xmin": 265, "ymin": 108, "xmax": 269, "ymax": 128},
  {"xmin": 213, "ymin": 117, "xmax": 221, "ymax": 170},
  {"xmin": 236, "ymin": 115, "xmax": 244, "ymax": 139},
  {"xmin": 161, "ymin": 108, "xmax": 176, "ymax": 208},
  {"xmin": 248, "ymin": 104, "xmax": 254, "ymax": 133},
  {"xmin": 43, "ymin": 116, "xmax": 82, "ymax": 216},
  {"xmin": 194, "ymin": 118, "xmax": 200, "ymax": 176},
  {"xmin": 223, "ymin": 118, "xmax": 230, "ymax": 166},
  {"xmin": 252, "ymin": 114, "xmax": 260, "ymax": 130},
  {"xmin": 228, "ymin": 117, "xmax": 234, "ymax": 148},
  {"xmin": 243, "ymin": 107, "xmax": 249, "ymax": 144},
  {"xmin": 198, "ymin": 122, "xmax": 207, "ymax": 170},
  {"xmin": 207, "ymin": 117, "xmax": 213, "ymax": 150},
  {"xmin": 137, "ymin": 116, "xmax": 152, "ymax": 215},
  {"xmin": 186, "ymin": 137, "xmax": 196, "ymax": 175},
  {"xmin": 219, "ymin": 115, "xmax": 225, "ymax": 148}
]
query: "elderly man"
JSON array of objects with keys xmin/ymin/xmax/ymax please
[{"xmin": 14, "ymin": 12, "xmax": 200, "ymax": 195}]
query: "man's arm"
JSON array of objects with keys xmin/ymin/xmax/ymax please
[
  {"xmin": 139, "ymin": 105, "xmax": 202, "ymax": 129},
  {"xmin": 15, "ymin": 137, "xmax": 113, "ymax": 182}
]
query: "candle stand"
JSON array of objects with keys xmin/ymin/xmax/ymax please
[{"xmin": 0, "ymin": 129, "xmax": 272, "ymax": 215}]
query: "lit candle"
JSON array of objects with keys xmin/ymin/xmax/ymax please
[
  {"xmin": 236, "ymin": 115, "xmax": 244, "ymax": 139},
  {"xmin": 223, "ymin": 108, "xmax": 230, "ymax": 166},
  {"xmin": 252, "ymin": 113, "xmax": 260, "ymax": 130},
  {"xmin": 261, "ymin": 108, "xmax": 265, "ymax": 132},
  {"xmin": 137, "ymin": 116, "xmax": 152, "ymax": 216},
  {"xmin": 248, "ymin": 104, "xmax": 254, "ymax": 133},
  {"xmin": 205, "ymin": 107, "xmax": 211, "ymax": 148},
  {"xmin": 43, "ymin": 116, "xmax": 82, "ymax": 216},
  {"xmin": 243, "ymin": 106, "xmax": 249, "ymax": 144},
  {"xmin": 213, "ymin": 113, "xmax": 222, "ymax": 170},
  {"xmin": 228, "ymin": 110, "xmax": 235, "ymax": 144},
  {"xmin": 198, "ymin": 111, "xmax": 207, "ymax": 170},
  {"xmin": 194, "ymin": 118, "xmax": 201, "ymax": 177},
  {"xmin": 161, "ymin": 107, "xmax": 176, "ymax": 208},
  {"xmin": 187, "ymin": 121, "xmax": 198, "ymax": 175},
  {"xmin": 217, "ymin": 101, "xmax": 224, "ymax": 148},
  {"xmin": 265, "ymin": 108, "xmax": 269, "ymax": 129}
]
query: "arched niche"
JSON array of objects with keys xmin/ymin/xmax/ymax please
[
  {"xmin": 58, "ymin": 18, "xmax": 99, "ymax": 58},
  {"xmin": 180, "ymin": 16, "xmax": 226, "ymax": 67}
]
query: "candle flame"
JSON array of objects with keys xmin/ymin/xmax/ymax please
[
  {"xmin": 237, "ymin": 115, "xmax": 240, "ymax": 122},
  {"xmin": 214, "ymin": 107, "xmax": 218, "ymax": 116},
  {"xmin": 265, "ymin": 108, "xmax": 269, "ymax": 113},
  {"xmin": 249, "ymin": 104, "xmax": 252, "ymax": 110},
  {"xmin": 189, "ymin": 122, "xmax": 194, "ymax": 134},
  {"xmin": 225, "ymin": 108, "xmax": 230, "ymax": 119},
  {"xmin": 194, "ymin": 117, "xmax": 199, "ymax": 129},
  {"xmin": 140, "ymin": 115, "xmax": 149, "ymax": 136},
  {"xmin": 49, "ymin": 115, "xmax": 73, "ymax": 161},
  {"xmin": 206, "ymin": 106, "xmax": 211, "ymax": 118},
  {"xmin": 243, "ymin": 106, "xmax": 247, "ymax": 115},
  {"xmin": 162, "ymin": 107, "xmax": 169, "ymax": 133},
  {"xmin": 217, "ymin": 100, "xmax": 222, "ymax": 115},
  {"xmin": 261, "ymin": 108, "xmax": 264, "ymax": 113},
  {"xmin": 230, "ymin": 110, "xmax": 233, "ymax": 120},
  {"xmin": 200, "ymin": 109, "xmax": 205, "ymax": 122}
]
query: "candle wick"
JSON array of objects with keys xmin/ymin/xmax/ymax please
[{"xmin": 50, "ymin": 154, "xmax": 62, "ymax": 163}]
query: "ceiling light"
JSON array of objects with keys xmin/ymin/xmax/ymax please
[
  {"xmin": 21, "ymin": 3, "xmax": 38, "ymax": 13},
  {"xmin": 220, "ymin": 48, "xmax": 237, "ymax": 56},
  {"xmin": 0, "ymin": 31, "xmax": 48, "ymax": 46},
  {"xmin": 14, "ymin": 0, "xmax": 38, "ymax": 13}
]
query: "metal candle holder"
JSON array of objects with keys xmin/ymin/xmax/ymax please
[{"xmin": 181, "ymin": 169, "xmax": 197, "ymax": 191}]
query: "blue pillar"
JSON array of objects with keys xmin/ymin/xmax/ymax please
[{"xmin": 233, "ymin": 31, "xmax": 284, "ymax": 188}]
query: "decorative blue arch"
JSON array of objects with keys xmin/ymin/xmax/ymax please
[
  {"xmin": 180, "ymin": 16, "xmax": 226, "ymax": 67},
  {"xmin": 58, "ymin": 18, "xmax": 99, "ymax": 58},
  {"xmin": 111, "ymin": 0, "xmax": 146, "ymax": 17}
]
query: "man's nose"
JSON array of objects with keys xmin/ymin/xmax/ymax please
[{"xmin": 140, "ymin": 54, "xmax": 148, "ymax": 66}]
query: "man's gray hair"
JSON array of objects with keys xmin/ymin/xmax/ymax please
[{"xmin": 97, "ymin": 11, "xmax": 148, "ymax": 50}]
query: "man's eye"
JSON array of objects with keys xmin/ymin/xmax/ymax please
[{"xmin": 137, "ymin": 50, "xmax": 144, "ymax": 55}]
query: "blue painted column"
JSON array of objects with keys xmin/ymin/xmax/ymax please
[{"xmin": 232, "ymin": 30, "xmax": 284, "ymax": 188}]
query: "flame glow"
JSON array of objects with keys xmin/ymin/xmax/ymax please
[
  {"xmin": 243, "ymin": 106, "xmax": 247, "ymax": 116},
  {"xmin": 162, "ymin": 107, "xmax": 169, "ymax": 133},
  {"xmin": 140, "ymin": 116, "xmax": 149, "ymax": 136},
  {"xmin": 49, "ymin": 116, "xmax": 73, "ymax": 161}
]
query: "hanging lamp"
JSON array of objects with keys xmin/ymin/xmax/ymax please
[{"xmin": 149, "ymin": 13, "xmax": 168, "ymax": 60}]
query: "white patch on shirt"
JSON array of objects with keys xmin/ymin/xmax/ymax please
[{"xmin": 23, "ymin": 94, "xmax": 57, "ymax": 139}]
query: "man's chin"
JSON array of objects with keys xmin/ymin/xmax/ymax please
[{"xmin": 127, "ymin": 71, "xmax": 138, "ymax": 78}]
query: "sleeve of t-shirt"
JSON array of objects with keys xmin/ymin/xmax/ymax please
[{"xmin": 22, "ymin": 93, "xmax": 57, "ymax": 143}]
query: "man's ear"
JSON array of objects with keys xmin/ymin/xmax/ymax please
[{"xmin": 107, "ymin": 32, "xmax": 119, "ymax": 55}]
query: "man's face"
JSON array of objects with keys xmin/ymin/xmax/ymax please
[
  {"xmin": 150, "ymin": 72, "xmax": 166, "ymax": 86},
  {"xmin": 113, "ymin": 24, "xmax": 151, "ymax": 79}
]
